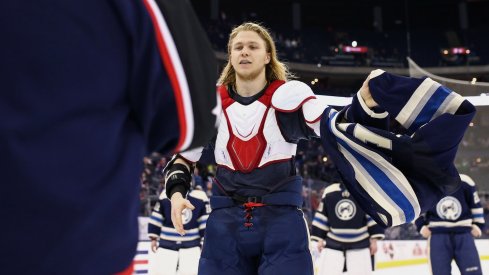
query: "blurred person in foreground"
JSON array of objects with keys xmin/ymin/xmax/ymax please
[
  {"xmin": 0, "ymin": 0, "xmax": 218, "ymax": 274},
  {"xmin": 163, "ymin": 21, "xmax": 476, "ymax": 275},
  {"xmin": 415, "ymin": 174, "xmax": 485, "ymax": 275}
]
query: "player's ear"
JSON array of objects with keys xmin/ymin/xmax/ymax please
[{"xmin": 265, "ymin": 53, "xmax": 270, "ymax": 64}]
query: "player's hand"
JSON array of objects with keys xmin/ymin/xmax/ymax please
[
  {"xmin": 170, "ymin": 192, "xmax": 195, "ymax": 236},
  {"xmin": 359, "ymin": 74, "xmax": 378, "ymax": 108},
  {"xmin": 151, "ymin": 239, "xmax": 158, "ymax": 253},
  {"xmin": 369, "ymin": 238, "xmax": 378, "ymax": 255},
  {"xmin": 317, "ymin": 239, "xmax": 325, "ymax": 252},
  {"xmin": 420, "ymin": 226, "xmax": 431, "ymax": 238},
  {"xmin": 471, "ymin": 224, "xmax": 482, "ymax": 238}
]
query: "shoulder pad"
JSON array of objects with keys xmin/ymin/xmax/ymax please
[
  {"xmin": 271, "ymin": 81, "xmax": 316, "ymax": 113},
  {"xmin": 158, "ymin": 191, "xmax": 168, "ymax": 200},
  {"xmin": 460, "ymin": 174, "xmax": 475, "ymax": 186},
  {"xmin": 189, "ymin": 189, "xmax": 209, "ymax": 201},
  {"xmin": 322, "ymin": 183, "xmax": 341, "ymax": 198}
]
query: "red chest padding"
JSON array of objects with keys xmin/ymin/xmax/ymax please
[{"xmin": 217, "ymin": 81, "xmax": 284, "ymax": 173}]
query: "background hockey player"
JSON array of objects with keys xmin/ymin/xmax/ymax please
[
  {"xmin": 311, "ymin": 179, "xmax": 385, "ymax": 275},
  {"xmin": 415, "ymin": 174, "xmax": 486, "ymax": 275},
  {"xmin": 148, "ymin": 185, "xmax": 210, "ymax": 275}
]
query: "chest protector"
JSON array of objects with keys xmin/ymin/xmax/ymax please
[{"xmin": 215, "ymin": 80, "xmax": 297, "ymax": 173}]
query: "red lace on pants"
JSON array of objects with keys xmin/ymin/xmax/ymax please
[{"xmin": 243, "ymin": 202, "xmax": 266, "ymax": 228}]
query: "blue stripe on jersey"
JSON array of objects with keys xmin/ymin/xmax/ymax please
[
  {"xmin": 336, "ymin": 137, "xmax": 415, "ymax": 222},
  {"xmin": 331, "ymin": 232, "xmax": 367, "ymax": 238},
  {"xmin": 136, "ymin": 250, "xmax": 148, "ymax": 255},
  {"xmin": 313, "ymin": 217, "xmax": 330, "ymax": 227},
  {"xmin": 162, "ymin": 231, "xmax": 200, "ymax": 237},
  {"xmin": 150, "ymin": 216, "xmax": 163, "ymax": 223},
  {"xmin": 408, "ymin": 86, "xmax": 450, "ymax": 132}
]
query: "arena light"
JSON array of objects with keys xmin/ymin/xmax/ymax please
[{"xmin": 351, "ymin": 41, "xmax": 358, "ymax": 47}]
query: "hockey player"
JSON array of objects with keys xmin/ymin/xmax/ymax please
[
  {"xmin": 311, "ymin": 180, "xmax": 385, "ymax": 275},
  {"xmin": 165, "ymin": 22, "xmax": 476, "ymax": 275},
  {"xmin": 0, "ymin": 0, "xmax": 217, "ymax": 274},
  {"xmin": 148, "ymin": 187, "xmax": 210, "ymax": 275},
  {"xmin": 415, "ymin": 174, "xmax": 486, "ymax": 275}
]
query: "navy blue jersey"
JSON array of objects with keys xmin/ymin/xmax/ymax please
[
  {"xmin": 0, "ymin": 0, "xmax": 217, "ymax": 274},
  {"xmin": 320, "ymin": 70, "xmax": 476, "ymax": 227},
  {"xmin": 148, "ymin": 189, "xmax": 210, "ymax": 250},
  {"xmin": 311, "ymin": 183, "xmax": 385, "ymax": 250},
  {"xmin": 415, "ymin": 174, "xmax": 486, "ymax": 234}
]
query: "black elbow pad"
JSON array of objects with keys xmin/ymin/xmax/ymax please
[{"xmin": 164, "ymin": 163, "xmax": 192, "ymax": 198}]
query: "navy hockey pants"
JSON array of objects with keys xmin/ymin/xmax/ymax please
[
  {"xmin": 198, "ymin": 202, "xmax": 313, "ymax": 275},
  {"xmin": 429, "ymin": 232, "xmax": 482, "ymax": 275}
]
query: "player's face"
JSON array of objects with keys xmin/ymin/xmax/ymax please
[{"xmin": 230, "ymin": 31, "xmax": 270, "ymax": 81}]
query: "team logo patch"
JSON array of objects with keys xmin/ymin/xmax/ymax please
[
  {"xmin": 182, "ymin": 208, "xmax": 193, "ymax": 225},
  {"xmin": 436, "ymin": 196, "xmax": 462, "ymax": 220},
  {"xmin": 335, "ymin": 199, "xmax": 356, "ymax": 221}
]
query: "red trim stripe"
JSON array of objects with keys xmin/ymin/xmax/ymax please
[
  {"xmin": 133, "ymin": 259, "xmax": 149, "ymax": 265},
  {"xmin": 142, "ymin": 0, "xmax": 187, "ymax": 151}
]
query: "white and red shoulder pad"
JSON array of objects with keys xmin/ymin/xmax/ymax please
[{"xmin": 271, "ymin": 80, "xmax": 329, "ymax": 123}]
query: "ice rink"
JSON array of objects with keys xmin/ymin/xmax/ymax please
[{"xmin": 375, "ymin": 261, "xmax": 489, "ymax": 275}]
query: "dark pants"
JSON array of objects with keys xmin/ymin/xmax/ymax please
[
  {"xmin": 429, "ymin": 232, "xmax": 482, "ymax": 275},
  {"xmin": 199, "ymin": 204, "xmax": 313, "ymax": 275}
]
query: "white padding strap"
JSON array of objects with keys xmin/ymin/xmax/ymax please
[
  {"xmin": 303, "ymin": 97, "xmax": 331, "ymax": 123},
  {"xmin": 271, "ymin": 80, "xmax": 316, "ymax": 112}
]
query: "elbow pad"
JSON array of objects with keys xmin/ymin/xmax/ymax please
[{"xmin": 164, "ymin": 163, "xmax": 192, "ymax": 199}]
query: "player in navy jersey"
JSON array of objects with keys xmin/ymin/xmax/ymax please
[
  {"xmin": 0, "ymin": 0, "xmax": 217, "ymax": 274},
  {"xmin": 163, "ymin": 22, "xmax": 476, "ymax": 275},
  {"xmin": 415, "ymin": 174, "xmax": 485, "ymax": 275},
  {"xmin": 311, "ymin": 181, "xmax": 385, "ymax": 275},
  {"xmin": 148, "ymin": 187, "xmax": 210, "ymax": 275}
]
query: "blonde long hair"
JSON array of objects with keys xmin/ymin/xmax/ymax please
[{"xmin": 217, "ymin": 22, "xmax": 293, "ymax": 86}]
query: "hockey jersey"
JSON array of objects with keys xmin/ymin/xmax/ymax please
[
  {"xmin": 311, "ymin": 183, "xmax": 385, "ymax": 250},
  {"xmin": 148, "ymin": 189, "xmax": 210, "ymax": 250},
  {"xmin": 320, "ymin": 70, "xmax": 476, "ymax": 227},
  {"xmin": 415, "ymin": 174, "xmax": 486, "ymax": 234},
  {"xmin": 0, "ymin": 0, "xmax": 217, "ymax": 274}
]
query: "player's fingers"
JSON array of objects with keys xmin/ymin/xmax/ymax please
[
  {"xmin": 185, "ymin": 200, "xmax": 195, "ymax": 210},
  {"xmin": 172, "ymin": 206, "xmax": 185, "ymax": 236}
]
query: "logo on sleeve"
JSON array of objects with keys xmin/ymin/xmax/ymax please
[
  {"xmin": 436, "ymin": 196, "xmax": 462, "ymax": 220},
  {"xmin": 335, "ymin": 199, "xmax": 356, "ymax": 221}
]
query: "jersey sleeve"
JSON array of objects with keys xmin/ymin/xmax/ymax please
[
  {"xmin": 465, "ymin": 181, "xmax": 486, "ymax": 230},
  {"xmin": 147, "ymin": 198, "xmax": 165, "ymax": 239},
  {"xmin": 126, "ymin": 0, "xmax": 218, "ymax": 155},
  {"xmin": 311, "ymin": 195, "xmax": 330, "ymax": 242},
  {"xmin": 366, "ymin": 215, "xmax": 385, "ymax": 239}
]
